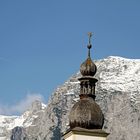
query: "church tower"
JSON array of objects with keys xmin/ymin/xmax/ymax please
[{"xmin": 63, "ymin": 33, "xmax": 109, "ymax": 140}]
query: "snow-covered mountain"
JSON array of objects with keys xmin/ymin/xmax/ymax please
[
  {"xmin": 0, "ymin": 56, "xmax": 140, "ymax": 140},
  {"xmin": 0, "ymin": 101, "xmax": 47, "ymax": 140}
]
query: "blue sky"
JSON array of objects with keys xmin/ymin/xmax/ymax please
[{"xmin": 0, "ymin": 0, "xmax": 140, "ymax": 115}]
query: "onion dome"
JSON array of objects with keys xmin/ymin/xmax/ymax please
[
  {"xmin": 69, "ymin": 97, "xmax": 104, "ymax": 129},
  {"xmin": 80, "ymin": 57, "xmax": 97, "ymax": 76}
]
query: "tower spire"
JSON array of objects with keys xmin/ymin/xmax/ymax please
[{"xmin": 69, "ymin": 33, "xmax": 104, "ymax": 129}]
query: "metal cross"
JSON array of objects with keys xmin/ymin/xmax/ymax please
[{"xmin": 88, "ymin": 32, "xmax": 92, "ymax": 45}]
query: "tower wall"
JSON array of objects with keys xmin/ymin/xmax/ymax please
[
  {"xmin": 65, "ymin": 134, "xmax": 107, "ymax": 140},
  {"xmin": 63, "ymin": 128, "xmax": 108, "ymax": 140}
]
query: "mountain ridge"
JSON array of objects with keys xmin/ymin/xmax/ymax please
[{"xmin": 0, "ymin": 56, "xmax": 140, "ymax": 140}]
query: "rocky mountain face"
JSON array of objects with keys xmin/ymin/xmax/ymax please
[{"xmin": 0, "ymin": 56, "xmax": 140, "ymax": 140}]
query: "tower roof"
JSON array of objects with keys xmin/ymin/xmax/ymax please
[{"xmin": 69, "ymin": 97, "xmax": 104, "ymax": 129}]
